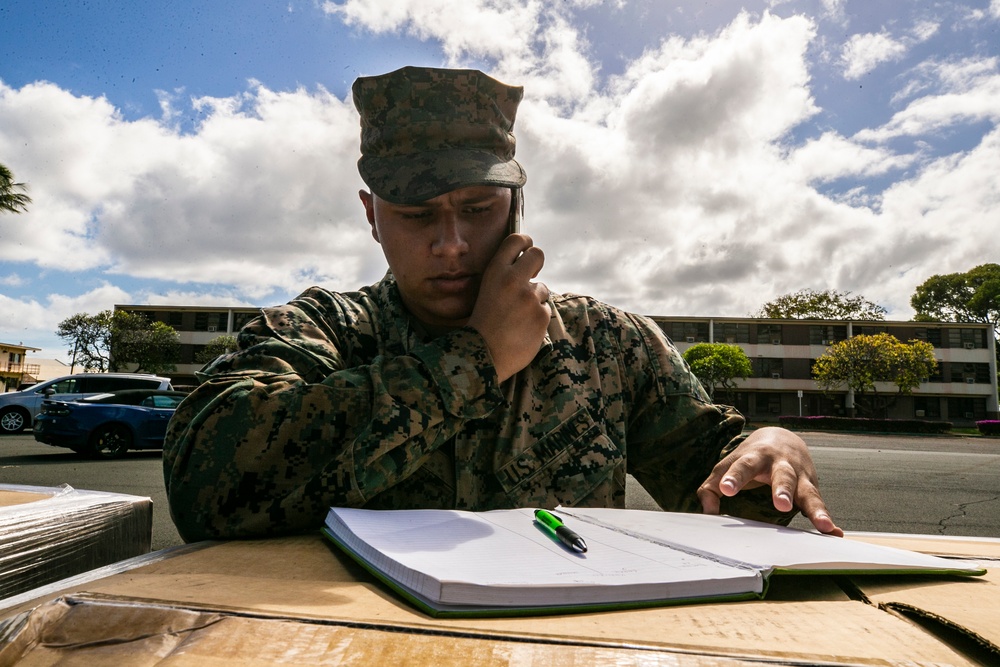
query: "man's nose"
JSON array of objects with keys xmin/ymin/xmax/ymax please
[{"xmin": 431, "ymin": 217, "xmax": 470, "ymax": 256}]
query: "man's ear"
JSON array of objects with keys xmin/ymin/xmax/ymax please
[{"xmin": 358, "ymin": 189, "xmax": 379, "ymax": 242}]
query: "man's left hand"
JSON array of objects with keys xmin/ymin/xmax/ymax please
[{"xmin": 697, "ymin": 426, "xmax": 844, "ymax": 536}]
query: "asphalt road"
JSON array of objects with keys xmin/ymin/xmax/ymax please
[{"xmin": 2, "ymin": 430, "xmax": 998, "ymax": 551}]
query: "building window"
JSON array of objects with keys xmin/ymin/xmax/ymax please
[
  {"xmin": 856, "ymin": 325, "xmax": 888, "ymax": 337},
  {"xmin": 194, "ymin": 312, "xmax": 228, "ymax": 332},
  {"xmin": 756, "ymin": 392, "xmax": 783, "ymax": 414},
  {"xmin": 947, "ymin": 397, "xmax": 987, "ymax": 421},
  {"xmin": 946, "ymin": 328, "xmax": 985, "ymax": 349},
  {"xmin": 809, "ymin": 325, "xmax": 847, "ymax": 345},
  {"xmin": 716, "ymin": 323, "xmax": 750, "ymax": 344},
  {"xmin": 914, "ymin": 397, "xmax": 941, "ymax": 419},
  {"xmin": 953, "ymin": 363, "xmax": 992, "ymax": 383},
  {"xmin": 757, "ymin": 324, "xmax": 782, "ymax": 345},
  {"xmin": 754, "ymin": 358, "xmax": 784, "ymax": 379},
  {"xmin": 167, "ymin": 311, "xmax": 184, "ymax": 328},
  {"xmin": 662, "ymin": 321, "xmax": 709, "ymax": 343}
]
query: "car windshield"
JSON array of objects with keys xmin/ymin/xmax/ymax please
[
  {"xmin": 38, "ymin": 378, "xmax": 79, "ymax": 394},
  {"xmin": 141, "ymin": 395, "xmax": 184, "ymax": 409}
]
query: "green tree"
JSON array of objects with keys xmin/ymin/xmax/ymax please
[
  {"xmin": 110, "ymin": 313, "xmax": 180, "ymax": 373},
  {"xmin": 911, "ymin": 263, "xmax": 1000, "ymax": 341},
  {"xmin": 754, "ymin": 289, "xmax": 886, "ymax": 320},
  {"xmin": 57, "ymin": 312, "xmax": 114, "ymax": 372},
  {"xmin": 682, "ymin": 343, "xmax": 752, "ymax": 401},
  {"xmin": 57, "ymin": 310, "xmax": 179, "ymax": 374},
  {"xmin": 812, "ymin": 333, "xmax": 937, "ymax": 418},
  {"xmin": 912, "ymin": 263, "xmax": 1000, "ymax": 396},
  {"xmin": 195, "ymin": 334, "xmax": 239, "ymax": 364},
  {"xmin": 0, "ymin": 163, "xmax": 32, "ymax": 214}
]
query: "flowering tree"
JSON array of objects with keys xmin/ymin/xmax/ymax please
[{"xmin": 812, "ymin": 333, "xmax": 937, "ymax": 417}]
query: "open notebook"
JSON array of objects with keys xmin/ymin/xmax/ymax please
[{"xmin": 322, "ymin": 506, "xmax": 985, "ymax": 617}]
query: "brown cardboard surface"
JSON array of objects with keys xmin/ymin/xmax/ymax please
[
  {"xmin": 851, "ymin": 567, "xmax": 1000, "ymax": 656},
  {"xmin": 0, "ymin": 491, "xmax": 52, "ymax": 508},
  {"xmin": 0, "ymin": 596, "xmax": 811, "ymax": 667},
  {"xmin": 1, "ymin": 534, "xmax": 991, "ymax": 666},
  {"xmin": 848, "ymin": 532, "xmax": 1000, "ymax": 560}
]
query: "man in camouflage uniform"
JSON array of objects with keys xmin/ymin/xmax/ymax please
[{"xmin": 163, "ymin": 66, "xmax": 842, "ymax": 542}]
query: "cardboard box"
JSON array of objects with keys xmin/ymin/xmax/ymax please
[
  {"xmin": 0, "ymin": 484, "xmax": 152, "ymax": 599},
  {"xmin": 0, "ymin": 531, "xmax": 996, "ymax": 665}
]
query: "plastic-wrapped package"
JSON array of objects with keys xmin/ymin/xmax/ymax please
[{"xmin": 0, "ymin": 484, "xmax": 152, "ymax": 599}]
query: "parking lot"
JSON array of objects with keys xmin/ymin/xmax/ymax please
[{"xmin": 2, "ymin": 430, "xmax": 999, "ymax": 550}]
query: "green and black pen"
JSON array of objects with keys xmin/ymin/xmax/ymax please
[{"xmin": 534, "ymin": 509, "xmax": 588, "ymax": 553}]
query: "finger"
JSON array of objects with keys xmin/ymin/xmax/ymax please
[
  {"xmin": 768, "ymin": 461, "xmax": 798, "ymax": 513},
  {"xmin": 795, "ymin": 485, "xmax": 844, "ymax": 537},
  {"xmin": 494, "ymin": 233, "xmax": 534, "ymax": 265},
  {"xmin": 512, "ymin": 245, "xmax": 545, "ymax": 280},
  {"xmin": 697, "ymin": 484, "xmax": 722, "ymax": 515},
  {"xmin": 713, "ymin": 452, "xmax": 764, "ymax": 498},
  {"xmin": 533, "ymin": 281, "xmax": 550, "ymax": 304}
]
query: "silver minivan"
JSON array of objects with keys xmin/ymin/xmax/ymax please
[{"xmin": 0, "ymin": 373, "xmax": 174, "ymax": 433}]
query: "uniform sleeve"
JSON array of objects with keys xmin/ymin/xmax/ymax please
[
  {"xmin": 162, "ymin": 291, "xmax": 504, "ymax": 542},
  {"xmin": 619, "ymin": 313, "xmax": 797, "ymax": 525}
]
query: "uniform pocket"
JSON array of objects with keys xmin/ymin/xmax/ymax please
[{"xmin": 496, "ymin": 408, "xmax": 624, "ymax": 507}]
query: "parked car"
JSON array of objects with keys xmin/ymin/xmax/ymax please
[
  {"xmin": 0, "ymin": 373, "xmax": 174, "ymax": 434},
  {"xmin": 32, "ymin": 389, "xmax": 188, "ymax": 458}
]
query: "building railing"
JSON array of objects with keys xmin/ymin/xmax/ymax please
[{"xmin": 1, "ymin": 363, "xmax": 41, "ymax": 375}]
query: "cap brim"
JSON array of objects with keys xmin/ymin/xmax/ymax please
[{"xmin": 359, "ymin": 149, "xmax": 526, "ymax": 205}]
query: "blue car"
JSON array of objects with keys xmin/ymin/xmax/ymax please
[{"xmin": 32, "ymin": 389, "xmax": 188, "ymax": 459}]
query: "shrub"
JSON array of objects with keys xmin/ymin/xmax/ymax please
[
  {"xmin": 977, "ymin": 420, "xmax": 1000, "ymax": 437},
  {"xmin": 777, "ymin": 416, "xmax": 952, "ymax": 434}
]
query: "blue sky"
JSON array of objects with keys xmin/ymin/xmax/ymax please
[{"xmin": 2, "ymin": 0, "xmax": 999, "ymax": 360}]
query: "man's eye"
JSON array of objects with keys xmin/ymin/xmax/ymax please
[
  {"xmin": 464, "ymin": 206, "xmax": 492, "ymax": 215},
  {"xmin": 400, "ymin": 211, "xmax": 432, "ymax": 220}
]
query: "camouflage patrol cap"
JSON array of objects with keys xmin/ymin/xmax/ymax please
[{"xmin": 353, "ymin": 66, "xmax": 527, "ymax": 205}]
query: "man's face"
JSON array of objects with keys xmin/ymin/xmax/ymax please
[{"xmin": 361, "ymin": 185, "xmax": 512, "ymax": 332}]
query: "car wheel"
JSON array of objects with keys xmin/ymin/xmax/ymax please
[
  {"xmin": 0, "ymin": 408, "xmax": 28, "ymax": 434},
  {"xmin": 89, "ymin": 424, "xmax": 133, "ymax": 459}
]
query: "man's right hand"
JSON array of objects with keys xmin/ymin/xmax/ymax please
[{"xmin": 468, "ymin": 234, "xmax": 551, "ymax": 382}]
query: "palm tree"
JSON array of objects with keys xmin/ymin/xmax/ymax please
[{"xmin": 0, "ymin": 162, "xmax": 32, "ymax": 214}]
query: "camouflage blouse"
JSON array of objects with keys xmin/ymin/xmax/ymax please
[{"xmin": 164, "ymin": 274, "xmax": 779, "ymax": 542}]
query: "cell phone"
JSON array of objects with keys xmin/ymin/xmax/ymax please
[{"xmin": 507, "ymin": 188, "xmax": 521, "ymax": 235}]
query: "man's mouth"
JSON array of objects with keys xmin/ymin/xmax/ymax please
[{"xmin": 430, "ymin": 272, "xmax": 475, "ymax": 293}]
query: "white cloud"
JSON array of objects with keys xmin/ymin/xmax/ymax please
[
  {"xmin": 841, "ymin": 31, "xmax": 908, "ymax": 80},
  {"xmin": 818, "ymin": 0, "xmax": 847, "ymax": 24},
  {"xmin": 0, "ymin": 284, "xmax": 133, "ymax": 358},
  {"xmin": 993, "ymin": 0, "xmax": 1000, "ymax": 20},
  {"xmin": 856, "ymin": 57, "xmax": 1000, "ymax": 141},
  {"xmin": 0, "ymin": 80, "xmax": 382, "ymax": 298},
  {"xmin": 0, "ymin": 274, "xmax": 25, "ymax": 287},
  {"xmin": 910, "ymin": 20, "xmax": 939, "ymax": 42},
  {"xmin": 839, "ymin": 17, "xmax": 940, "ymax": 81},
  {"xmin": 787, "ymin": 132, "xmax": 915, "ymax": 183},
  {"xmin": 1, "ymin": 2, "xmax": 999, "ymax": 352}
]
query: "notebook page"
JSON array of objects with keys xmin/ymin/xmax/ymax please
[
  {"xmin": 327, "ymin": 507, "xmax": 763, "ymax": 607},
  {"xmin": 558, "ymin": 508, "xmax": 985, "ymax": 574}
]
